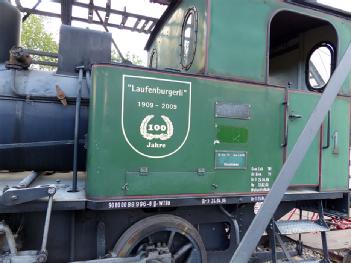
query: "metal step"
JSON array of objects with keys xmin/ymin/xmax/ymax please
[{"xmin": 275, "ymin": 220, "xmax": 329, "ymax": 235}]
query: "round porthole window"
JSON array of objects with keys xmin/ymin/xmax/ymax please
[
  {"xmin": 149, "ymin": 48, "xmax": 158, "ymax": 69},
  {"xmin": 306, "ymin": 42, "xmax": 336, "ymax": 92},
  {"xmin": 180, "ymin": 7, "xmax": 198, "ymax": 70}
]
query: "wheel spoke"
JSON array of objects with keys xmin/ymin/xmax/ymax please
[
  {"xmin": 167, "ymin": 231, "xmax": 176, "ymax": 249},
  {"xmin": 173, "ymin": 243, "xmax": 193, "ymax": 261},
  {"xmin": 148, "ymin": 235, "xmax": 153, "ymax": 244},
  {"xmin": 185, "ymin": 248, "xmax": 200, "ymax": 263},
  {"xmin": 113, "ymin": 215, "xmax": 205, "ymax": 262}
]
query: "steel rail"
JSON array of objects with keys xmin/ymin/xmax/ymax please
[{"xmin": 230, "ymin": 42, "xmax": 351, "ymax": 263}]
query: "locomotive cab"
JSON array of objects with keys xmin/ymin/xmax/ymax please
[
  {"xmin": 268, "ymin": 11, "xmax": 349, "ymax": 190},
  {"xmin": 142, "ymin": 0, "xmax": 350, "ymax": 194}
]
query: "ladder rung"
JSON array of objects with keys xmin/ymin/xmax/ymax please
[{"xmin": 275, "ymin": 220, "xmax": 329, "ymax": 235}]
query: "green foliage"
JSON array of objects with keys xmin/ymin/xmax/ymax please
[
  {"xmin": 21, "ymin": 15, "xmax": 58, "ymax": 70},
  {"xmin": 112, "ymin": 50, "xmax": 144, "ymax": 66},
  {"xmin": 125, "ymin": 52, "xmax": 144, "ymax": 66},
  {"xmin": 21, "ymin": 15, "xmax": 58, "ymax": 52}
]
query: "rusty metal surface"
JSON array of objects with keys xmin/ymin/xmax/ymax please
[{"xmin": 289, "ymin": 230, "xmax": 351, "ymax": 251}]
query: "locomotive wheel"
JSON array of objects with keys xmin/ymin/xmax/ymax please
[{"xmin": 113, "ymin": 214, "xmax": 207, "ymax": 263}]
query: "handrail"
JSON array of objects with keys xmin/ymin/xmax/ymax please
[
  {"xmin": 71, "ymin": 67, "xmax": 84, "ymax": 192},
  {"xmin": 323, "ymin": 111, "xmax": 331, "ymax": 149}
]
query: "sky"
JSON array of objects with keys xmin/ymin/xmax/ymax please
[
  {"xmin": 318, "ymin": 0, "xmax": 351, "ymax": 12},
  {"xmin": 11, "ymin": 0, "xmax": 351, "ymax": 65}
]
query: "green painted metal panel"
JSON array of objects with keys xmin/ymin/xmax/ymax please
[
  {"xmin": 147, "ymin": 0, "xmax": 351, "ymax": 96},
  {"xmin": 87, "ymin": 65, "xmax": 284, "ymax": 198},
  {"xmin": 87, "ymin": 65, "xmax": 350, "ymax": 198},
  {"xmin": 126, "ymin": 172, "xmax": 215, "ymax": 195},
  {"xmin": 207, "ymin": 0, "xmax": 351, "ymax": 90},
  {"xmin": 208, "ymin": 0, "xmax": 272, "ymax": 82},
  {"xmin": 288, "ymin": 92, "xmax": 320, "ymax": 186},
  {"xmin": 321, "ymin": 98, "xmax": 350, "ymax": 191},
  {"xmin": 147, "ymin": 0, "xmax": 207, "ymax": 73}
]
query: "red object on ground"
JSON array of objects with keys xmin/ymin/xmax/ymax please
[{"xmin": 329, "ymin": 217, "xmax": 351, "ymax": 230}]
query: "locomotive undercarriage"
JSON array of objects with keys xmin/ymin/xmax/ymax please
[{"xmin": 0, "ymin": 171, "xmax": 347, "ymax": 262}]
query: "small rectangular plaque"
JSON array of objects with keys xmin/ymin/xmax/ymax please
[
  {"xmin": 215, "ymin": 102, "xmax": 251, "ymax": 119},
  {"xmin": 215, "ymin": 150, "xmax": 247, "ymax": 170},
  {"xmin": 216, "ymin": 125, "xmax": 248, "ymax": 144}
]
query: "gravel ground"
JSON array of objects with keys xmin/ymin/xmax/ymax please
[{"xmin": 261, "ymin": 239, "xmax": 325, "ymax": 262}]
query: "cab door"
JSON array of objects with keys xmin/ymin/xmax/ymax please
[
  {"xmin": 286, "ymin": 91, "xmax": 321, "ymax": 186},
  {"xmin": 286, "ymin": 42, "xmax": 341, "ymax": 187},
  {"xmin": 320, "ymin": 98, "xmax": 350, "ymax": 191}
]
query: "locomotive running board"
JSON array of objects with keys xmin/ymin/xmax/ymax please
[{"xmin": 231, "ymin": 43, "xmax": 351, "ymax": 263}]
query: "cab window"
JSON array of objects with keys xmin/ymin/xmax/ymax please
[{"xmin": 180, "ymin": 7, "xmax": 198, "ymax": 70}]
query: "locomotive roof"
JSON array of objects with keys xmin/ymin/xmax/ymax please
[
  {"xmin": 286, "ymin": 0, "xmax": 351, "ymax": 19},
  {"xmin": 145, "ymin": 0, "xmax": 180, "ymax": 50},
  {"xmin": 145, "ymin": 0, "xmax": 351, "ymax": 51}
]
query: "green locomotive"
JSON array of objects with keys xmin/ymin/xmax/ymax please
[
  {"xmin": 88, "ymin": 0, "xmax": 350, "ymax": 199},
  {"xmin": 0, "ymin": 0, "xmax": 350, "ymax": 262}
]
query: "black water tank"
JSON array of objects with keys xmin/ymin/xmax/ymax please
[{"xmin": 0, "ymin": 0, "xmax": 21, "ymax": 63}]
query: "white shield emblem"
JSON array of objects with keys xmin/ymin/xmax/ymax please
[{"xmin": 121, "ymin": 75, "xmax": 191, "ymax": 158}]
